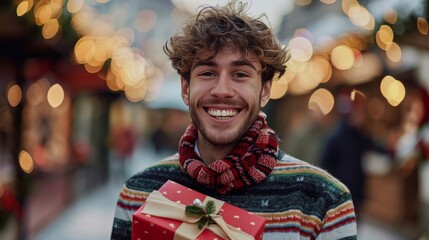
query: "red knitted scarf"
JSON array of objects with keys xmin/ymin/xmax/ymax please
[{"xmin": 178, "ymin": 112, "xmax": 279, "ymax": 194}]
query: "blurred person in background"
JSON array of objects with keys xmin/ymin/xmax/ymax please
[
  {"xmin": 319, "ymin": 88, "xmax": 391, "ymax": 218},
  {"xmin": 391, "ymin": 85, "xmax": 429, "ymax": 172},
  {"xmin": 111, "ymin": 1, "xmax": 357, "ymax": 239},
  {"xmin": 282, "ymin": 106, "xmax": 336, "ymax": 167}
]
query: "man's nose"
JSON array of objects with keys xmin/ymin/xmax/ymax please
[{"xmin": 210, "ymin": 74, "xmax": 234, "ymax": 98}]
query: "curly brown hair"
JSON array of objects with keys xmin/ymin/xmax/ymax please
[{"xmin": 163, "ymin": 1, "xmax": 289, "ymax": 83}]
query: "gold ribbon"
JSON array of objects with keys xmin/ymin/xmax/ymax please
[{"xmin": 141, "ymin": 190, "xmax": 255, "ymax": 240}]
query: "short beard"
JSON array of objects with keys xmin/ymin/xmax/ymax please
[{"xmin": 188, "ymin": 106, "xmax": 260, "ymax": 147}]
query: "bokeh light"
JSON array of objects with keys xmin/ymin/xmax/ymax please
[
  {"xmin": 16, "ymin": 0, "xmax": 33, "ymax": 16},
  {"xmin": 380, "ymin": 75, "xmax": 406, "ymax": 107},
  {"xmin": 7, "ymin": 84, "xmax": 22, "ymax": 107},
  {"xmin": 308, "ymin": 88, "xmax": 335, "ymax": 115},
  {"xmin": 288, "ymin": 36, "xmax": 313, "ymax": 62},
  {"xmin": 331, "ymin": 45, "xmax": 355, "ymax": 70},
  {"xmin": 417, "ymin": 17, "xmax": 429, "ymax": 35},
  {"xmin": 19, "ymin": 150, "xmax": 35, "ymax": 174},
  {"xmin": 47, "ymin": 83, "xmax": 65, "ymax": 108},
  {"xmin": 385, "ymin": 42, "xmax": 402, "ymax": 62}
]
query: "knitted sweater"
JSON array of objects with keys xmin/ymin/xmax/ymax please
[{"xmin": 111, "ymin": 151, "xmax": 357, "ymax": 240}]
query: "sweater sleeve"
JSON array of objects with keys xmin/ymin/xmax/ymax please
[
  {"xmin": 317, "ymin": 192, "xmax": 357, "ymax": 240},
  {"xmin": 111, "ymin": 184, "xmax": 150, "ymax": 240},
  {"xmin": 111, "ymin": 186, "xmax": 133, "ymax": 240}
]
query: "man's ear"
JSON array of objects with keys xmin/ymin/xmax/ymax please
[
  {"xmin": 181, "ymin": 77, "xmax": 190, "ymax": 106},
  {"xmin": 260, "ymin": 80, "xmax": 272, "ymax": 108}
]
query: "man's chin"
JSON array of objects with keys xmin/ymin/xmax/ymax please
[{"xmin": 204, "ymin": 135, "xmax": 232, "ymax": 146}]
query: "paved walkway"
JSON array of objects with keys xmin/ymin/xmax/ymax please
[{"xmin": 31, "ymin": 182, "xmax": 121, "ymax": 240}]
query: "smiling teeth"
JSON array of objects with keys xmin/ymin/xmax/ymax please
[{"xmin": 208, "ymin": 109, "xmax": 238, "ymax": 117}]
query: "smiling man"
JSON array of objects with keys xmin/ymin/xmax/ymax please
[
  {"xmin": 184, "ymin": 48, "xmax": 270, "ymax": 165},
  {"xmin": 111, "ymin": 1, "xmax": 357, "ymax": 239}
]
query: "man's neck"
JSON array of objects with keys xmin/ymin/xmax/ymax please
[{"xmin": 196, "ymin": 134, "xmax": 236, "ymax": 166}]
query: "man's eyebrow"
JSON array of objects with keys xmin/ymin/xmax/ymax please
[
  {"xmin": 192, "ymin": 60, "xmax": 217, "ymax": 70},
  {"xmin": 231, "ymin": 59, "xmax": 257, "ymax": 70},
  {"xmin": 192, "ymin": 59, "xmax": 258, "ymax": 71}
]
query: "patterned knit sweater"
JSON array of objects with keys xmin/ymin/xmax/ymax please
[{"xmin": 111, "ymin": 151, "xmax": 357, "ymax": 240}]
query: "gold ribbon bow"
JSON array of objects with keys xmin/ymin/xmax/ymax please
[{"xmin": 141, "ymin": 190, "xmax": 255, "ymax": 240}]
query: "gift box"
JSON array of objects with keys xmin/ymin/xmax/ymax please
[{"xmin": 132, "ymin": 180, "xmax": 266, "ymax": 240}]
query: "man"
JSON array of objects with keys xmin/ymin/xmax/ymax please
[{"xmin": 111, "ymin": 1, "xmax": 357, "ymax": 239}]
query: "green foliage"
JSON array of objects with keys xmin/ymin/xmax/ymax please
[
  {"xmin": 205, "ymin": 200, "xmax": 216, "ymax": 215},
  {"xmin": 185, "ymin": 205, "xmax": 205, "ymax": 217},
  {"xmin": 185, "ymin": 200, "xmax": 217, "ymax": 229}
]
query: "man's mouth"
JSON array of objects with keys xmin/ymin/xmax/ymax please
[{"xmin": 206, "ymin": 108, "xmax": 239, "ymax": 119}]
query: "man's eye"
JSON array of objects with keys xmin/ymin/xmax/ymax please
[
  {"xmin": 233, "ymin": 72, "xmax": 249, "ymax": 78},
  {"xmin": 200, "ymin": 72, "xmax": 215, "ymax": 77}
]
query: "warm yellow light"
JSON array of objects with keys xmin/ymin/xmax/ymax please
[
  {"xmin": 17, "ymin": 0, "xmax": 32, "ymax": 16},
  {"xmin": 42, "ymin": 19, "xmax": 60, "ymax": 39},
  {"xmin": 348, "ymin": 4, "xmax": 372, "ymax": 28},
  {"xmin": 19, "ymin": 150, "xmax": 34, "ymax": 174},
  {"xmin": 288, "ymin": 37, "xmax": 313, "ymax": 62},
  {"xmin": 380, "ymin": 75, "xmax": 395, "ymax": 93},
  {"xmin": 350, "ymin": 89, "xmax": 365, "ymax": 102},
  {"xmin": 296, "ymin": 58, "xmax": 325, "ymax": 90},
  {"xmin": 270, "ymin": 79, "xmax": 288, "ymax": 99},
  {"xmin": 84, "ymin": 62, "xmax": 103, "ymax": 73},
  {"xmin": 67, "ymin": 0, "xmax": 84, "ymax": 13},
  {"xmin": 342, "ymin": 0, "xmax": 359, "ymax": 15},
  {"xmin": 93, "ymin": 42, "xmax": 109, "ymax": 62},
  {"xmin": 308, "ymin": 88, "xmax": 334, "ymax": 115},
  {"xmin": 35, "ymin": 3, "xmax": 53, "ymax": 26},
  {"xmin": 285, "ymin": 59, "xmax": 308, "ymax": 74},
  {"xmin": 51, "ymin": 0, "xmax": 65, "ymax": 5},
  {"xmin": 71, "ymin": 12, "xmax": 93, "ymax": 32},
  {"xmin": 106, "ymin": 70, "xmax": 122, "ymax": 91},
  {"xmin": 378, "ymin": 25, "xmax": 394, "ymax": 45},
  {"xmin": 47, "ymin": 83, "xmax": 65, "ymax": 108},
  {"xmin": 380, "ymin": 75, "xmax": 405, "ymax": 106},
  {"xmin": 383, "ymin": 8, "xmax": 397, "ymax": 25},
  {"xmin": 124, "ymin": 81, "xmax": 148, "ymax": 102},
  {"xmin": 387, "ymin": 80, "xmax": 405, "ymax": 106},
  {"xmin": 311, "ymin": 56, "xmax": 332, "ymax": 83},
  {"xmin": 49, "ymin": 0, "xmax": 64, "ymax": 19},
  {"xmin": 290, "ymin": 68, "xmax": 320, "ymax": 95},
  {"xmin": 111, "ymin": 47, "xmax": 134, "ymax": 73},
  {"xmin": 331, "ymin": 45, "xmax": 355, "ymax": 70},
  {"xmin": 375, "ymin": 31, "xmax": 387, "ymax": 50},
  {"xmin": 7, "ymin": 84, "xmax": 22, "ymax": 107},
  {"xmin": 385, "ymin": 42, "xmax": 402, "ymax": 62},
  {"xmin": 417, "ymin": 17, "xmax": 429, "ymax": 35},
  {"xmin": 74, "ymin": 36, "xmax": 94, "ymax": 64}
]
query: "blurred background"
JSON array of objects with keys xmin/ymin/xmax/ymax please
[{"xmin": 1, "ymin": 0, "xmax": 429, "ymax": 239}]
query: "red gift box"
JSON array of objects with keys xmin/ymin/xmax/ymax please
[{"xmin": 132, "ymin": 180, "xmax": 266, "ymax": 240}]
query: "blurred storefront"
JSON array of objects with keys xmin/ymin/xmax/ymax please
[
  {"xmin": 272, "ymin": 1, "xmax": 429, "ymax": 238},
  {"xmin": 0, "ymin": 0, "xmax": 180, "ymax": 238},
  {"xmin": 0, "ymin": 1, "xmax": 118, "ymax": 238}
]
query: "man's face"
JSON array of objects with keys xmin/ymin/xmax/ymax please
[{"xmin": 181, "ymin": 48, "xmax": 272, "ymax": 146}]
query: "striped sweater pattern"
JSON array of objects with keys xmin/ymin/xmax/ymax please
[{"xmin": 111, "ymin": 151, "xmax": 357, "ymax": 240}]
